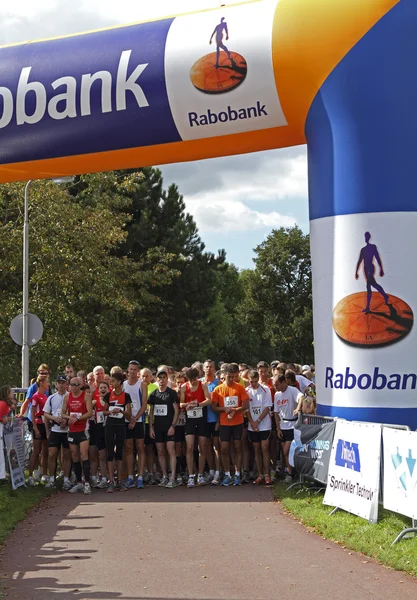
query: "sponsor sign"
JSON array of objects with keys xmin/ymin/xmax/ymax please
[
  {"xmin": 12, "ymin": 387, "xmax": 28, "ymax": 410},
  {"xmin": 312, "ymin": 213, "xmax": 417, "ymax": 425},
  {"xmin": 3, "ymin": 419, "xmax": 26, "ymax": 489},
  {"xmin": 383, "ymin": 427, "xmax": 417, "ymax": 519},
  {"xmin": 0, "ymin": 2, "xmax": 286, "ymax": 166},
  {"xmin": 323, "ymin": 420, "xmax": 381, "ymax": 523},
  {"xmin": 291, "ymin": 421, "xmax": 336, "ymax": 484},
  {"xmin": 0, "ymin": 424, "xmax": 5, "ymax": 480}
]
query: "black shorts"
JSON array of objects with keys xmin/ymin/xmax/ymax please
[
  {"xmin": 185, "ymin": 417, "xmax": 209, "ymax": 437},
  {"xmin": 280, "ymin": 429, "xmax": 295, "ymax": 443},
  {"xmin": 219, "ymin": 424, "xmax": 244, "ymax": 443},
  {"xmin": 154, "ymin": 428, "xmax": 175, "ymax": 444},
  {"xmin": 95, "ymin": 424, "xmax": 106, "ymax": 451},
  {"xmin": 88, "ymin": 420, "xmax": 97, "ymax": 446},
  {"xmin": 33, "ymin": 423, "xmax": 47, "ymax": 441},
  {"xmin": 243, "ymin": 416, "xmax": 249, "ymax": 429},
  {"xmin": 68, "ymin": 430, "xmax": 89, "ymax": 445},
  {"xmin": 125, "ymin": 421, "xmax": 145, "ymax": 440},
  {"xmin": 207, "ymin": 421, "xmax": 219, "ymax": 438},
  {"xmin": 174, "ymin": 426, "xmax": 185, "ymax": 443},
  {"xmin": 248, "ymin": 430, "xmax": 271, "ymax": 444},
  {"xmin": 48, "ymin": 430, "xmax": 70, "ymax": 449},
  {"xmin": 144, "ymin": 423, "xmax": 154, "ymax": 446}
]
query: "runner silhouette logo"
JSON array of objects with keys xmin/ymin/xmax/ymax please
[{"xmin": 190, "ymin": 17, "xmax": 247, "ymax": 94}]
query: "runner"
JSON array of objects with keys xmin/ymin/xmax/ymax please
[
  {"xmin": 43, "ymin": 374, "xmax": 72, "ymax": 490},
  {"xmin": 212, "ymin": 363, "xmax": 249, "ymax": 486},
  {"xmin": 180, "ymin": 367, "xmax": 211, "ymax": 488},
  {"xmin": 148, "ymin": 369, "xmax": 179, "ymax": 488},
  {"xmin": 103, "ymin": 372, "xmax": 132, "ymax": 492},
  {"xmin": 27, "ymin": 374, "xmax": 50, "ymax": 486},
  {"xmin": 174, "ymin": 371, "xmax": 187, "ymax": 486},
  {"xmin": 93, "ymin": 380, "xmax": 110, "ymax": 488},
  {"xmin": 61, "ymin": 376, "xmax": 93, "ymax": 494},
  {"xmin": 123, "ymin": 360, "xmax": 148, "ymax": 489},
  {"xmin": 0, "ymin": 385, "xmax": 15, "ymax": 424},
  {"xmin": 257, "ymin": 360, "xmax": 278, "ymax": 480},
  {"xmin": 273, "ymin": 374, "xmax": 303, "ymax": 484},
  {"xmin": 246, "ymin": 370, "xmax": 272, "ymax": 485},
  {"xmin": 140, "ymin": 368, "xmax": 158, "ymax": 485},
  {"xmin": 202, "ymin": 359, "xmax": 220, "ymax": 485}
]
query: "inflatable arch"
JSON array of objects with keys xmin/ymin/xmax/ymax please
[{"xmin": 1, "ymin": 0, "xmax": 416, "ymax": 426}]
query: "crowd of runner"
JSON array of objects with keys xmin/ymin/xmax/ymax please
[{"xmin": 0, "ymin": 360, "xmax": 316, "ymax": 494}]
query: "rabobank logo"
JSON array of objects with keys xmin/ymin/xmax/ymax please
[
  {"xmin": 0, "ymin": 17, "xmax": 181, "ymax": 165},
  {"xmin": 189, "ymin": 17, "xmax": 247, "ymax": 94},
  {"xmin": 335, "ymin": 439, "xmax": 361, "ymax": 472},
  {"xmin": 0, "ymin": 51, "xmax": 149, "ymax": 129},
  {"xmin": 332, "ymin": 231, "xmax": 413, "ymax": 347}
]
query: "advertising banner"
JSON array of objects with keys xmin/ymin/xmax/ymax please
[
  {"xmin": 0, "ymin": 423, "xmax": 5, "ymax": 480},
  {"xmin": 323, "ymin": 420, "xmax": 381, "ymax": 523},
  {"xmin": 291, "ymin": 421, "xmax": 336, "ymax": 484},
  {"xmin": 383, "ymin": 427, "xmax": 417, "ymax": 520},
  {"xmin": 3, "ymin": 419, "xmax": 26, "ymax": 489}
]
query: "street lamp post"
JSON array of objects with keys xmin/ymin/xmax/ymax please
[{"xmin": 21, "ymin": 176, "xmax": 75, "ymax": 387}]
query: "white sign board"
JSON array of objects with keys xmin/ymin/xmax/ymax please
[
  {"xmin": 0, "ymin": 423, "xmax": 5, "ymax": 480},
  {"xmin": 383, "ymin": 428, "xmax": 417, "ymax": 519},
  {"xmin": 323, "ymin": 420, "xmax": 381, "ymax": 523}
]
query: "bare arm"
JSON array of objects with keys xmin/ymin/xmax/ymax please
[{"xmin": 199, "ymin": 383, "xmax": 212, "ymax": 407}]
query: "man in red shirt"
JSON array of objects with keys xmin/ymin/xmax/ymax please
[{"xmin": 212, "ymin": 363, "xmax": 249, "ymax": 486}]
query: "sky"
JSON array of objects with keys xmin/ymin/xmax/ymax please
[{"xmin": 0, "ymin": 0, "xmax": 309, "ymax": 269}]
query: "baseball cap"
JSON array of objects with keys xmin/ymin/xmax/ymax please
[
  {"xmin": 55, "ymin": 374, "xmax": 67, "ymax": 382},
  {"xmin": 156, "ymin": 369, "xmax": 168, "ymax": 377},
  {"xmin": 271, "ymin": 361, "xmax": 279, "ymax": 368},
  {"xmin": 302, "ymin": 365, "xmax": 311, "ymax": 372}
]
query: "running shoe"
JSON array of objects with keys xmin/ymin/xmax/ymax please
[
  {"xmin": 84, "ymin": 482, "xmax": 92, "ymax": 495},
  {"xmin": 176, "ymin": 475, "xmax": 184, "ymax": 486},
  {"xmin": 165, "ymin": 480, "xmax": 176, "ymax": 489},
  {"xmin": 221, "ymin": 475, "xmax": 232, "ymax": 487},
  {"xmin": 136, "ymin": 478, "xmax": 145, "ymax": 489},
  {"xmin": 264, "ymin": 475, "xmax": 272, "ymax": 486},
  {"xmin": 233, "ymin": 474, "xmax": 242, "ymax": 486},
  {"xmin": 107, "ymin": 482, "xmax": 115, "ymax": 493},
  {"xmin": 41, "ymin": 475, "xmax": 49, "ymax": 484},
  {"xmin": 254, "ymin": 475, "xmax": 264, "ymax": 486},
  {"xmin": 158, "ymin": 476, "xmax": 169, "ymax": 487},
  {"xmin": 62, "ymin": 480, "xmax": 73, "ymax": 491},
  {"xmin": 27, "ymin": 476, "xmax": 36, "ymax": 487},
  {"xmin": 97, "ymin": 479, "xmax": 109, "ymax": 489},
  {"xmin": 197, "ymin": 475, "xmax": 206, "ymax": 486},
  {"xmin": 241, "ymin": 471, "xmax": 250, "ymax": 484},
  {"xmin": 205, "ymin": 473, "xmax": 214, "ymax": 484},
  {"xmin": 117, "ymin": 482, "xmax": 128, "ymax": 492},
  {"xmin": 124, "ymin": 477, "xmax": 135, "ymax": 489},
  {"xmin": 211, "ymin": 475, "xmax": 220, "ymax": 486},
  {"xmin": 45, "ymin": 480, "xmax": 56, "ymax": 489},
  {"xmin": 69, "ymin": 483, "xmax": 84, "ymax": 494},
  {"xmin": 187, "ymin": 476, "xmax": 196, "ymax": 488},
  {"xmin": 91, "ymin": 476, "xmax": 99, "ymax": 488},
  {"xmin": 33, "ymin": 468, "xmax": 42, "ymax": 482}
]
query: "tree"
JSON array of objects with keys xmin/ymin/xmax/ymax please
[{"xmin": 237, "ymin": 226, "xmax": 313, "ymax": 363}]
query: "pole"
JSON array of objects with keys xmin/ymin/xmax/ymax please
[{"xmin": 22, "ymin": 180, "xmax": 32, "ymax": 387}]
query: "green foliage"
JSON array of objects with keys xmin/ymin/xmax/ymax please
[
  {"xmin": 0, "ymin": 169, "xmax": 314, "ymax": 381},
  {"xmin": 0, "ymin": 482, "xmax": 51, "ymax": 545},
  {"xmin": 275, "ymin": 482, "xmax": 417, "ymax": 577}
]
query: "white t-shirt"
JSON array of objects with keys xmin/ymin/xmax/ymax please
[
  {"xmin": 246, "ymin": 384, "xmax": 272, "ymax": 432},
  {"xmin": 296, "ymin": 374, "xmax": 311, "ymax": 393},
  {"xmin": 123, "ymin": 380, "xmax": 143, "ymax": 421},
  {"xmin": 44, "ymin": 393, "xmax": 68, "ymax": 433},
  {"xmin": 274, "ymin": 387, "xmax": 303, "ymax": 430}
]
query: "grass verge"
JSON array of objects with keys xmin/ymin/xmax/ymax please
[
  {"xmin": 0, "ymin": 481, "xmax": 51, "ymax": 546},
  {"xmin": 274, "ymin": 482, "xmax": 417, "ymax": 578}
]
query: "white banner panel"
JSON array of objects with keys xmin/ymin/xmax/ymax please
[
  {"xmin": 0, "ymin": 423, "xmax": 5, "ymax": 480},
  {"xmin": 383, "ymin": 427, "xmax": 417, "ymax": 519},
  {"xmin": 323, "ymin": 420, "xmax": 381, "ymax": 523}
]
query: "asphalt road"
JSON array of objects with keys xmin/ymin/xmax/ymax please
[{"xmin": 1, "ymin": 485, "xmax": 416, "ymax": 599}]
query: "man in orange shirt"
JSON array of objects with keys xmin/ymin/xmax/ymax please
[{"xmin": 212, "ymin": 363, "xmax": 249, "ymax": 486}]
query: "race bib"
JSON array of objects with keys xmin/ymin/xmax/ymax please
[
  {"xmin": 177, "ymin": 413, "xmax": 186, "ymax": 426},
  {"xmin": 96, "ymin": 411, "xmax": 105, "ymax": 424},
  {"xmin": 251, "ymin": 405, "xmax": 262, "ymax": 417},
  {"xmin": 70, "ymin": 412, "xmax": 82, "ymax": 419},
  {"xmin": 187, "ymin": 407, "xmax": 203, "ymax": 419},
  {"xmin": 224, "ymin": 396, "xmax": 238, "ymax": 408},
  {"xmin": 154, "ymin": 405, "xmax": 168, "ymax": 417}
]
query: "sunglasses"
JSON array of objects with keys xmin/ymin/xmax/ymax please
[{"xmin": 70, "ymin": 383, "xmax": 81, "ymax": 387}]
